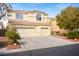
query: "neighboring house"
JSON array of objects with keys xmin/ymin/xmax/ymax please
[
  {"xmin": 51, "ymin": 19, "xmax": 69, "ymax": 35},
  {"xmin": 0, "ymin": 3, "xmax": 11, "ymax": 35},
  {"xmin": 0, "ymin": 12, "xmax": 8, "ymax": 29},
  {"xmin": 0, "ymin": 12, "xmax": 8, "ymax": 35},
  {"xmin": 51, "ymin": 20, "xmax": 60, "ymax": 32},
  {"xmin": 8, "ymin": 10, "xmax": 52, "ymax": 37}
]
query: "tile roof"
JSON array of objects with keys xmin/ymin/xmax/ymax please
[
  {"xmin": 9, "ymin": 19, "xmax": 51, "ymax": 26},
  {"xmin": 8, "ymin": 10, "xmax": 48, "ymax": 16}
]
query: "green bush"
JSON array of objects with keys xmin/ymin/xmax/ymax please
[
  {"xmin": 5, "ymin": 26, "xmax": 21, "ymax": 44},
  {"xmin": 67, "ymin": 31, "xmax": 79, "ymax": 39}
]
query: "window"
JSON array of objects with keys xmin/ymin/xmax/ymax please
[
  {"xmin": 41, "ymin": 27, "xmax": 48, "ymax": 29},
  {"xmin": 17, "ymin": 27, "xmax": 35, "ymax": 29},
  {"xmin": 36, "ymin": 14, "xmax": 41, "ymax": 21},
  {"xmin": 16, "ymin": 13, "xmax": 23, "ymax": 20}
]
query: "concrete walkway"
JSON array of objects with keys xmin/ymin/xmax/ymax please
[{"xmin": 1, "ymin": 36, "xmax": 79, "ymax": 56}]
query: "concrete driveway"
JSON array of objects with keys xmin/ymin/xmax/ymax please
[{"xmin": 20, "ymin": 36, "xmax": 79, "ymax": 51}]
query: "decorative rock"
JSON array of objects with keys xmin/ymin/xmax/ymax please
[
  {"xmin": 13, "ymin": 43, "xmax": 17, "ymax": 46},
  {"xmin": 74, "ymin": 38, "xmax": 77, "ymax": 40}
]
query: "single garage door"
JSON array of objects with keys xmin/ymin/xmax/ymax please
[
  {"xmin": 16, "ymin": 26, "xmax": 51, "ymax": 38},
  {"xmin": 41, "ymin": 27, "xmax": 51, "ymax": 36}
]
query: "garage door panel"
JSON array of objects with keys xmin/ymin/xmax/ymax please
[
  {"xmin": 18, "ymin": 29, "xmax": 36, "ymax": 37},
  {"xmin": 42, "ymin": 29, "xmax": 51, "ymax": 36}
]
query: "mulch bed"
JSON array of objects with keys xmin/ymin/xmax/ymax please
[
  {"xmin": 63, "ymin": 38, "xmax": 79, "ymax": 42},
  {"xmin": 0, "ymin": 36, "xmax": 21, "ymax": 50},
  {"xmin": 6, "ymin": 43, "xmax": 21, "ymax": 50},
  {"xmin": 56, "ymin": 35, "xmax": 79, "ymax": 42}
]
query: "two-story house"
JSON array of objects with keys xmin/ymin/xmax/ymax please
[{"xmin": 8, "ymin": 10, "xmax": 52, "ymax": 37}]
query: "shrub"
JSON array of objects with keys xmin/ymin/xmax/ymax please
[
  {"xmin": 67, "ymin": 31, "xmax": 79, "ymax": 39},
  {"xmin": 5, "ymin": 26, "xmax": 21, "ymax": 45}
]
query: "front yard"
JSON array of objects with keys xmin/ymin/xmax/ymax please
[
  {"xmin": 0, "ymin": 25, "xmax": 21, "ymax": 50},
  {"xmin": 3, "ymin": 36, "xmax": 79, "ymax": 56},
  {"xmin": 0, "ymin": 36, "xmax": 21, "ymax": 50}
]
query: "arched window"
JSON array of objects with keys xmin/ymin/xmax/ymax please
[{"xmin": 36, "ymin": 14, "xmax": 41, "ymax": 21}]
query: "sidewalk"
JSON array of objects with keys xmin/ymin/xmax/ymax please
[
  {"xmin": 0, "ymin": 36, "xmax": 25, "ymax": 55},
  {"xmin": 0, "ymin": 44, "xmax": 25, "ymax": 55}
]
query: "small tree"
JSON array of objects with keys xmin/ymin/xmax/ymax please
[
  {"xmin": 56, "ymin": 6, "xmax": 79, "ymax": 31},
  {"xmin": 5, "ymin": 26, "xmax": 20, "ymax": 45}
]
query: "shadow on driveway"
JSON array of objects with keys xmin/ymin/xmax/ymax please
[{"xmin": 2, "ymin": 44, "xmax": 79, "ymax": 56}]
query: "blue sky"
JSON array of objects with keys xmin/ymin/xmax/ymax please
[{"xmin": 10, "ymin": 3, "xmax": 79, "ymax": 18}]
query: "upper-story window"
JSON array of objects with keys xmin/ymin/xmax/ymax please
[
  {"xmin": 16, "ymin": 13, "xmax": 23, "ymax": 20},
  {"xmin": 36, "ymin": 14, "xmax": 41, "ymax": 21}
]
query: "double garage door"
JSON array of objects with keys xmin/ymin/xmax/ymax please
[{"xmin": 16, "ymin": 26, "xmax": 51, "ymax": 37}]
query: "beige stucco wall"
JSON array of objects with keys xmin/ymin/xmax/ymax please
[
  {"xmin": 23, "ymin": 13, "xmax": 36, "ymax": 22},
  {"xmin": 8, "ymin": 12, "xmax": 50, "ymax": 23}
]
